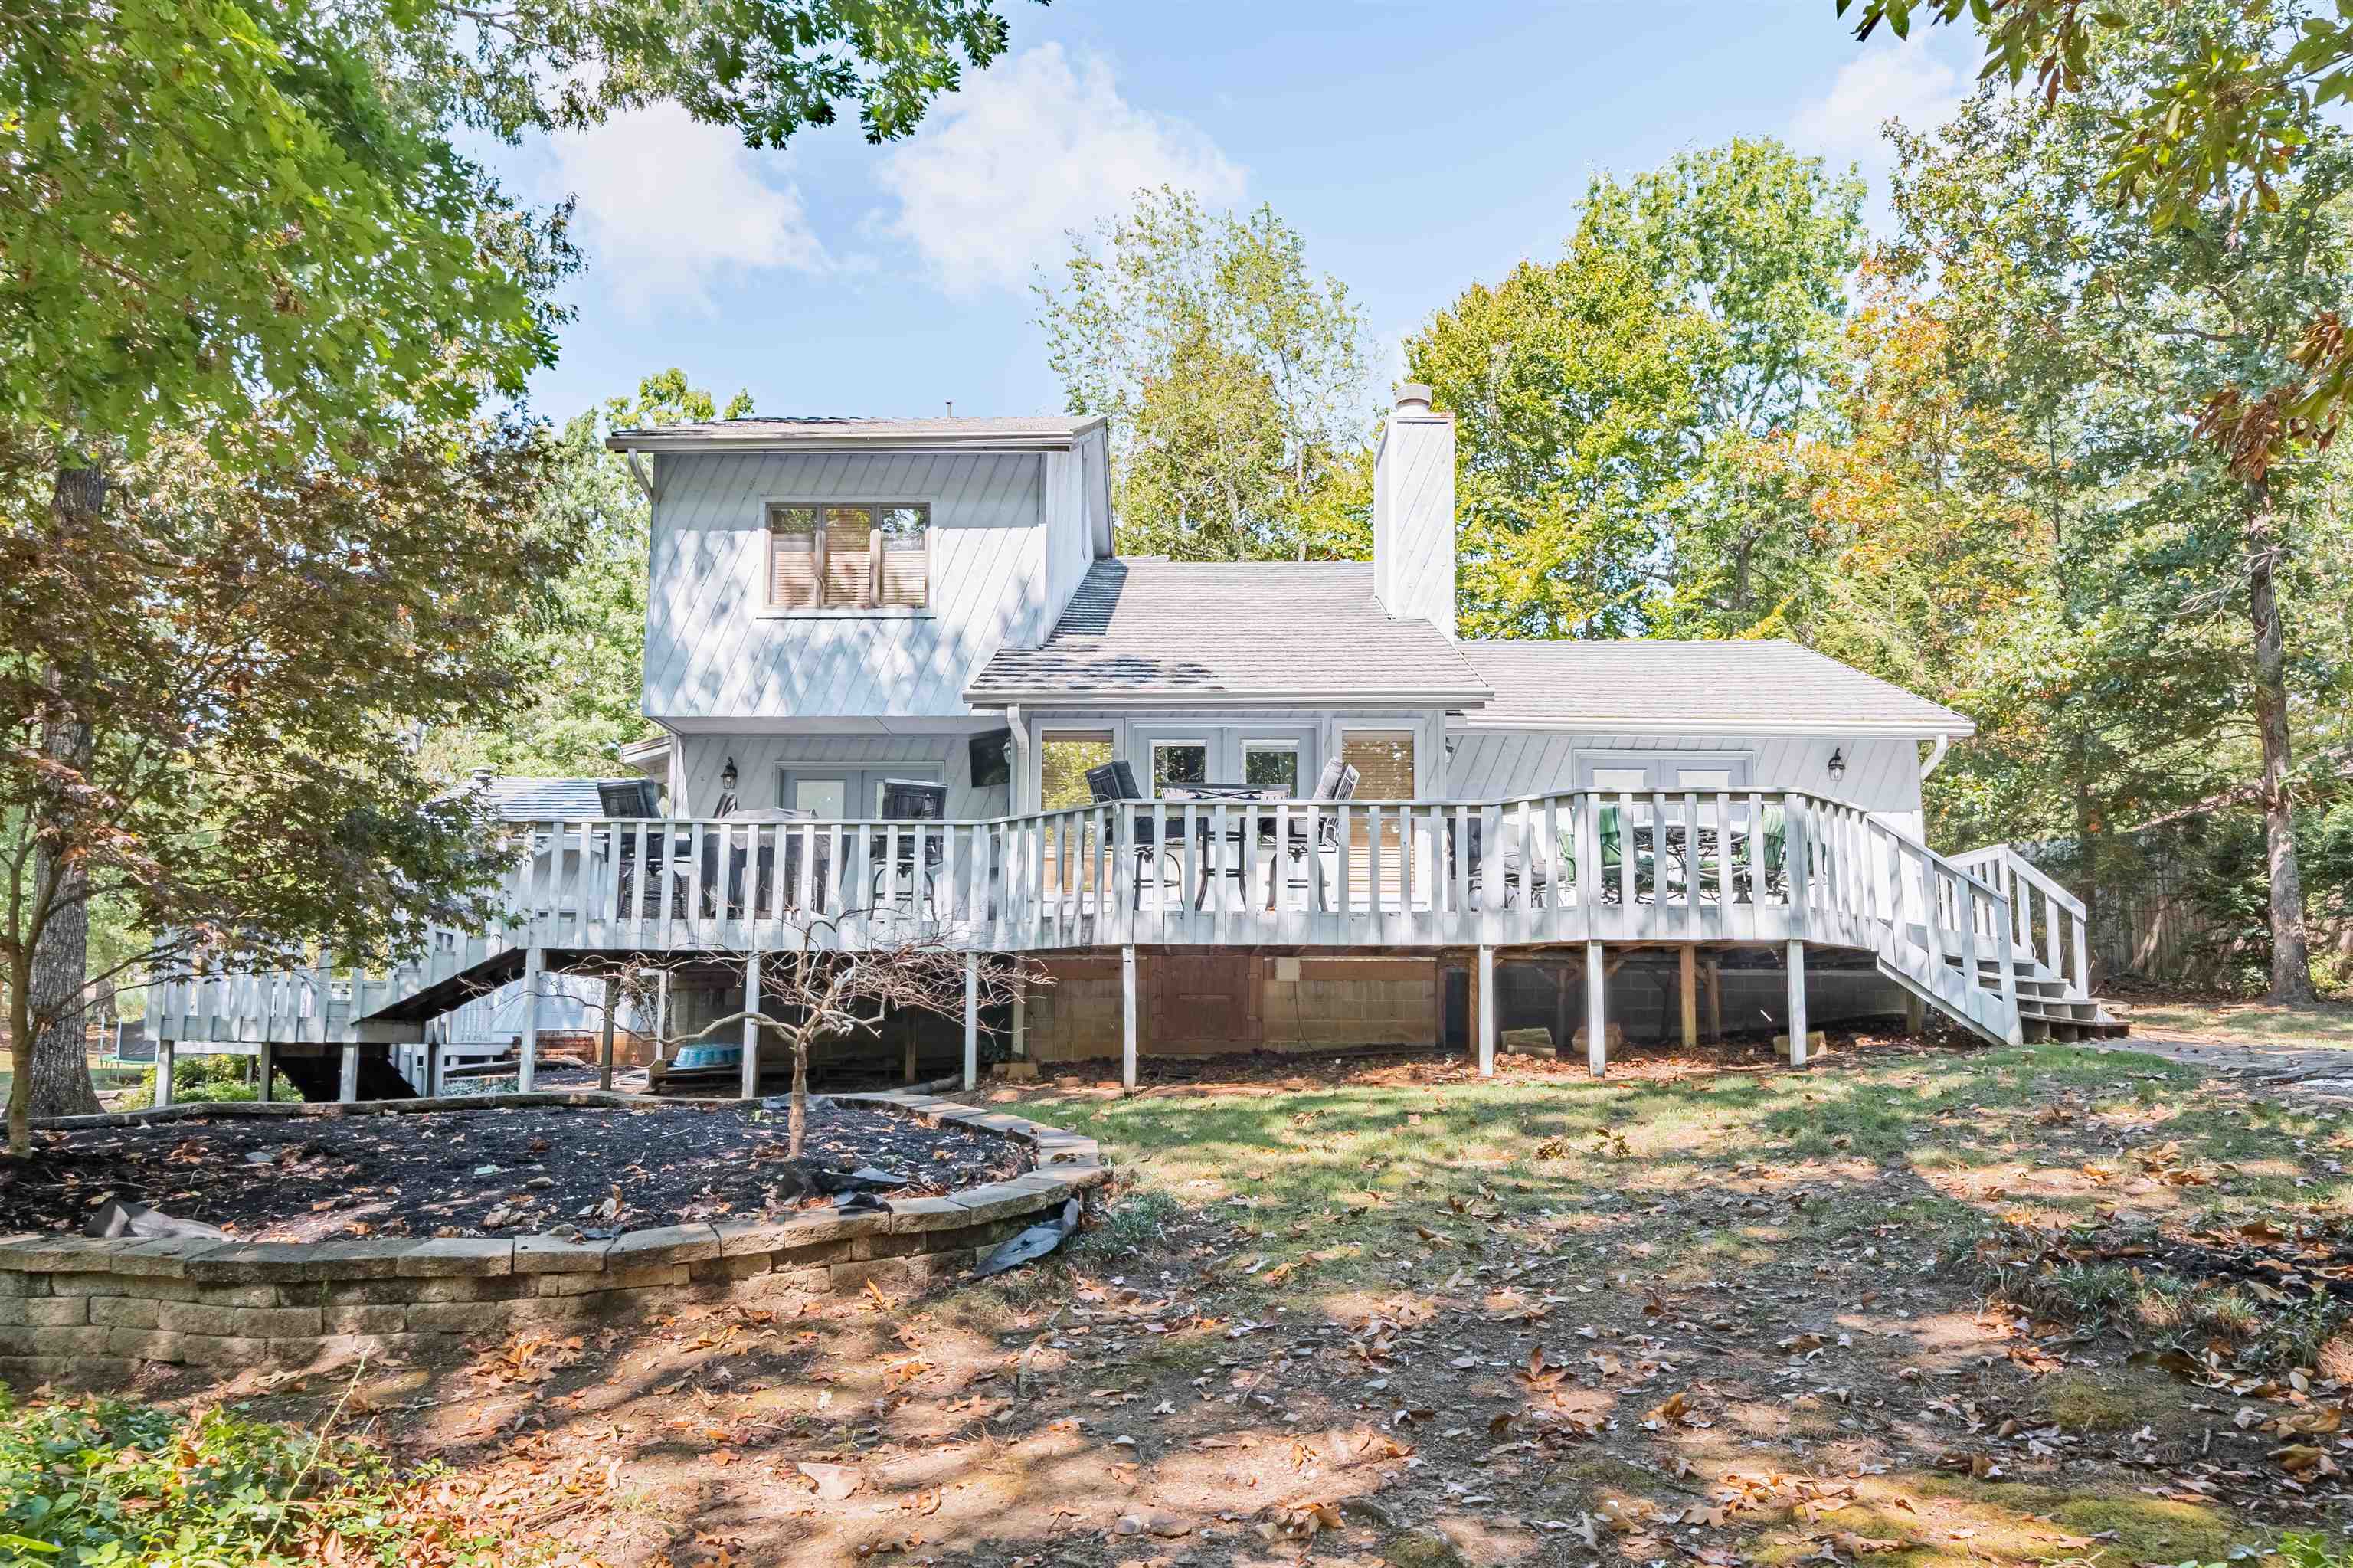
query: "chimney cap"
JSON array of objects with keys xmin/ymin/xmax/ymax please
[{"xmin": 1394, "ymin": 384, "xmax": 1434, "ymax": 411}]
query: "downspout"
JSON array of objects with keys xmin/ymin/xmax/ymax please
[
  {"xmin": 1919, "ymin": 732, "xmax": 1952, "ymax": 781},
  {"xmin": 625, "ymin": 450, "xmax": 654, "ymax": 503},
  {"xmin": 1005, "ymin": 704, "xmax": 1032, "ymax": 815}
]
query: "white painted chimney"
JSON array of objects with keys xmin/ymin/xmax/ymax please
[{"xmin": 1372, "ymin": 384, "xmax": 1457, "ymax": 638}]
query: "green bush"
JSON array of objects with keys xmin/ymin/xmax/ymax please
[
  {"xmin": 115, "ymin": 1053, "xmax": 256, "ymax": 1112},
  {"xmin": 0, "ymin": 1390, "xmax": 510, "ymax": 1565}
]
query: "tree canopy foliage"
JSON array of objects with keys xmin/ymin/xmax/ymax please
[
  {"xmin": 0, "ymin": 420, "xmax": 584, "ymax": 1150},
  {"xmin": 422, "ymin": 371, "xmax": 753, "ymax": 781},
  {"xmin": 1839, "ymin": 0, "xmax": 2353, "ymax": 468},
  {"xmin": 1036, "ymin": 188, "xmax": 1371, "ymax": 560}
]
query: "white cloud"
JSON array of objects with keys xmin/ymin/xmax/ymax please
[
  {"xmin": 1791, "ymin": 42, "xmax": 1962, "ymax": 169},
  {"xmin": 878, "ymin": 43, "xmax": 1245, "ymax": 294},
  {"xmin": 545, "ymin": 101, "xmax": 826, "ymax": 316}
]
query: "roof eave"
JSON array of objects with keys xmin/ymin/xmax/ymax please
[
  {"xmin": 1446, "ymin": 714, "xmax": 1976, "ymax": 738},
  {"xmin": 963, "ymin": 686, "xmax": 1494, "ymax": 711},
  {"xmin": 605, "ymin": 418, "xmax": 1106, "ymax": 457}
]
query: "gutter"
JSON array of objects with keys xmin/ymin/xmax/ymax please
[
  {"xmin": 963, "ymin": 688, "xmax": 1496, "ymax": 711},
  {"xmin": 1445, "ymin": 716, "xmax": 1976, "ymax": 740},
  {"xmin": 605, "ymin": 430, "xmax": 1102, "ymax": 457}
]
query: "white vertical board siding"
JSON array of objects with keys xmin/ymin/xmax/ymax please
[
  {"xmin": 1446, "ymin": 732, "xmax": 1926, "ymax": 836},
  {"xmin": 1371, "ymin": 410, "xmax": 1457, "ymax": 635},
  {"xmin": 643, "ymin": 450, "xmax": 1049, "ymax": 722},
  {"xmin": 674, "ymin": 731, "xmax": 1007, "ymax": 818},
  {"xmin": 1041, "ymin": 449, "xmax": 1094, "ymax": 647}
]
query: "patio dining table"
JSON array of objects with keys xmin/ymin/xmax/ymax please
[{"xmin": 1158, "ymin": 784, "xmax": 1290, "ymax": 909}]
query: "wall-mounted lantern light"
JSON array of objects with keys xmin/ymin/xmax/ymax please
[{"xmin": 1827, "ymin": 747, "xmax": 1847, "ymax": 783}]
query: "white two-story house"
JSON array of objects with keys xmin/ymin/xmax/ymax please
[{"xmin": 155, "ymin": 391, "xmax": 2112, "ymax": 1101}]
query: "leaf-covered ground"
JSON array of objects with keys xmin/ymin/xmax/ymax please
[{"xmin": 35, "ymin": 1036, "xmax": 2353, "ymax": 1567}]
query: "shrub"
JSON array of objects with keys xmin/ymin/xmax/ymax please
[
  {"xmin": 0, "ymin": 1391, "xmax": 511, "ymax": 1565},
  {"xmin": 115, "ymin": 1052, "xmax": 257, "ymax": 1111}
]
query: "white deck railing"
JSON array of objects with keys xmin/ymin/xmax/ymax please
[
  {"xmin": 1949, "ymin": 843, "xmax": 2093, "ymax": 1000},
  {"xmin": 155, "ymin": 788, "xmax": 2020, "ymax": 1045}
]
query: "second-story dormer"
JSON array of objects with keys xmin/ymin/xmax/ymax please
[{"xmin": 609, "ymin": 415, "xmax": 1114, "ymax": 733}]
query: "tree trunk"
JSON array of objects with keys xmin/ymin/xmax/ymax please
[
  {"xmin": 2246, "ymin": 476, "xmax": 2317, "ymax": 1003},
  {"xmin": 787, "ymin": 1041, "xmax": 809, "ymax": 1159},
  {"xmin": 21, "ymin": 458, "xmax": 109, "ymax": 1133},
  {"xmin": 7, "ymin": 952, "xmax": 38, "ymax": 1157}
]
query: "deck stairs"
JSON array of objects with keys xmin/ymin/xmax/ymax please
[{"xmin": 1942, "ymin": 844, "xmax": 2127, "ymax": 1042}]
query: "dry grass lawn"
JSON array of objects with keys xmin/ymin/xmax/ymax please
[{"xmin": 21, "ymin": 1036, "xmax": 2353, "ymax": 1567}]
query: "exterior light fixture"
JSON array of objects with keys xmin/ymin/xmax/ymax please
[
  {"xmin": 721, "ymin": 757, "xmax": 738, "ymax": 791},
  {"xmin": 1827, "ymin": 747, "xmax": 1847, "ymax": 783}
]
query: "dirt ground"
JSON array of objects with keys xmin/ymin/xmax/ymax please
[
  {"xmin": 66, "ymin": 1038, "xmax": 2353, "ymax": 1567},
  {"xmin": 0, "ymin": 1100, "xmax": 1027, "ymax": 1240}
]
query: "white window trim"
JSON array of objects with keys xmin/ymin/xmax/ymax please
[
  {"xmin": 757, "ymin": 495, "xmax": 938, "ymax": 619},
  {"xmin": 1575, "ymin": 749, "xmax": 1756, "ymax": 790}
]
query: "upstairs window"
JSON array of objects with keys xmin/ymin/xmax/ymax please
[{"xmin": 767, "ymin": 503, "xmax": 930, "ymax": 611}]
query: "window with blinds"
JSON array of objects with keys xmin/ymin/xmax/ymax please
[{"xmin": 767, "ymin": 503, "xmax": 930, "ymax": 611}]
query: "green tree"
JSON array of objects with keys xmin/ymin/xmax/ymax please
[
  {"xmin": 1406, "ymin": 235, "xmax": 1707, "ymax": 637},
  {"xmin": 1782, "ymin": 11, "xmax": 2353, "ymax": 1000},
  {"xmin": 1405, "ymin": 140, "xmax": 1864, "ymax": 640},
  {"xmin": 1838, "ymin": 0, "xmax": 2353, "ymax": 463},
  {"xmin": 1578, "ymin": 139, "xmax": 1867, "ymax": 636},
  {"xmin": 0, "ymin": 420, "xmax": 584, "ymax": 1153},
  {"xmin": 423, "ymin": 371, "xmax": 752, "ymax": 780},
  {"xmin": 1036, "ymin": 188, "xmax": 1370, "ymax": 560}
]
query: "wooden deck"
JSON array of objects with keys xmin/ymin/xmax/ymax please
[{"xmin": 153, "ymin": 788, "xmax": 2111, "ymax": 1082}]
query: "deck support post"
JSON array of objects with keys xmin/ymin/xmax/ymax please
[
  {"xmin": 741, "ymin": 950, "xmax": 762, "ymax": 1101},
  {"xmin": 597, "ymin": 977, "xmax": 617, "ymax": 1092},
  {"xmin": 1903, "ymin": 992, "xmax": 1925, "ymax": 1036},
  {"xmin": 1704, "ymin": 957, "xmax": 1723, "ymax": 1043},
  {"xmin": 1011, "ymin": 984, "xmax": 1027, "ymax": 1061},
  {"xmin": 338, "ymin": 1043, "xmax": 359, "ymax": 1103},
  {"xmin": 153, "ymin": 1036, "xmax": 175, "ymax": 1108},
  {"xmin": 256, "ymin": 1039, "xmax": 273, "ymax": 1104},
  {"xmin": 1585, "ymin": 941, "xmax": 1608, "ymax": 1075},
  {"xmin": 1786, "ymin": 940, "xmax": 1809, "ymax": 1068},
  {"xmin": 1121, "ymin": 944, "xmax": 1138, "ymax": 1094},
  {"xmin": 1679, "ymin": 946, "xmax": 1699, "ymax": 1049},
  {"xmin": 963, "ymin": 952, "xmax": 980, "ymax": 1092},
  {"xmin": 518, "ymin": 944, "xmax": 544, "ymax": 1092},
  {"xmin": 423, "ymin": 1030, "xmax": 438, "ymax": 1098},
  {"xmin": 1476, "ymin": 945, "xmax": 1497, "ymax": 1075}
]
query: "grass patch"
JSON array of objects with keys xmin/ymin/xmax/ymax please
[
  {"xmin": 2038, "ymin": 1367, "xmax": 2179, "ymax": 1431},
  {"xmin": 2128, "ymin": 997, "xmax": 2353, "ymax": 1048},
  {"xmin": 0, "ymin": 1392, "xmax": 519, "ymax": 1565},
  {"xmin": 1746, "ymin": 1474, "xmax": 2264, "ymax": 1568}
]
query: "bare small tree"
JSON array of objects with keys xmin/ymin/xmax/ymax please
[{"xmin": 604, "ymin": 917, "xmax": 1045, "ymax": 1158}]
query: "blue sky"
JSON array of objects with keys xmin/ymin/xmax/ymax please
[{"xmin": 486, "ymin": 2, "xmax": 1978, "ymax": 424}]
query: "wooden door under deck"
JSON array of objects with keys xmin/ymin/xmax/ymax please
[{"xmin": 1147, "ymin": 954, "xmax": 1262, "ymax": 1052}]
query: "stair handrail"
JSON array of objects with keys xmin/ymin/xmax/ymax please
[{"xmin": 1954, "ymin": 840, "xmax": 2091, "ymax": 997}]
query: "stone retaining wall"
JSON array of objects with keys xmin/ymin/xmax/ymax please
[{"xmin": 0, "ymin": 1090, "xmax": 1106, "ymax": 1389}]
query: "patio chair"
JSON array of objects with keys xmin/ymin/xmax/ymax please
[
  {"xmin": 1086, "ymin": 761, "xmax": 1183, "ymax": 908},
  {"xmin": 872, "ymin": 779, "xmax": 949, "ymax": 910},
  {"xmin": 1553, "ymin": 807, "xmax": 1635, "ymax": 905},
  {"xmin": 1262, "ymin": 758, "xmax": 1358, "ymax": 908},
  {"xmin": 1447, "ymin": 813, "xmax": 1556, "ymax": 908}
]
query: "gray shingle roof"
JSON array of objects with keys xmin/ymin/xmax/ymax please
[
  {"xmin": 607, "ymin": 414, "xmax": 1104, "ymax": 451},
  {"xmin": 1457, "ymin": 639, "xmax": 1975, "ymax": 735},
  {"xmin": 470, "ymin": 777, "xmax": 660, "ymax": 820},
  {"xmin": 964, "ymin": 558, "xmax": 1492, "ymax": 705}
]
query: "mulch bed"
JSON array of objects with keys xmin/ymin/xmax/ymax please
[{"xmin": 0, "ymin": 1101, "xmax": 1031, "ymax": 1243}]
